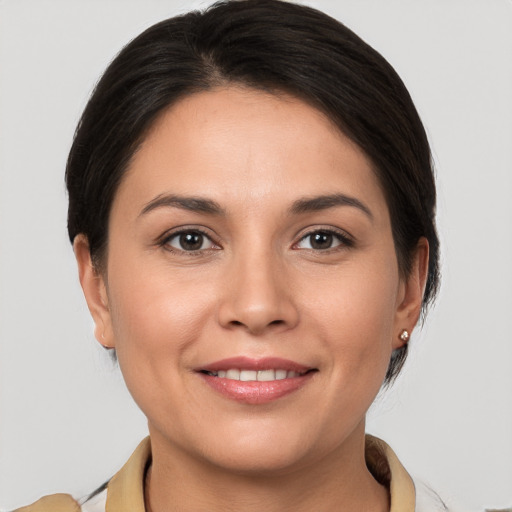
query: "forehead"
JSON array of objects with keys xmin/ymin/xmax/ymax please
[{"xmin": 115, "ymin": 86, "xmax": 387, "ymax": 218}]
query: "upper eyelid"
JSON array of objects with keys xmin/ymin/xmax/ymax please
[
  {"xmin": 160, "ymin": 226, "xmax": 215, "ymax": 240},
  {"xmin": 295, "ymin": 226, "xmax": 353, "ymax": 242},
  {"xmin": 293, "ymin": 227, "xmax": 354, "ymax": 250},
  {"xmin": 159, "ymin": 227, "xmax": 220, "ymax": 248}
]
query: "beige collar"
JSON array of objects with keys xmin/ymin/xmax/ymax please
[
  {"xmin": 365, "ymin": 435, "xmax": 416, "ymax": 511},
  {"xmin": 106, "ymin": 435, "xmax": 415, "ymax": 512},
  {"xmin": 105, "ymin": 438, "xmax": 151, "ymax": 512}
]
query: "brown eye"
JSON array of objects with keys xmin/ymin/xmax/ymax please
[
  {"xmin": 166, "ymin": 231, "xmax": 215, "ymax": 252},
  {"xmin": 310, "ymin": 232, "xmax": 333, "ymax": 250},
  {"xmin": 296, "ymin": 230, "xmax": 348, "ymax": 251}
]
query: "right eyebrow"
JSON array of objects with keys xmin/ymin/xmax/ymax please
[
  {"xmin": 139, "ymin": 194, "xmax": 225, "ymax": 217},
  {"xmin": 290, "ymin": 193, "xmax": 373, "ymax": 220}
]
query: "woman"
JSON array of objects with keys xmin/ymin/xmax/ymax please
[{"xmin": 16, "ymin": 0, "xmax": 442, "ymax": 510}]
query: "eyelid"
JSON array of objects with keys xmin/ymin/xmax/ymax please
[
  {"xmin": 158, "ymin": 226, "xmax": 221, "ymax": 252},
  {"xmin": 292, "ymin": 226, "xmax": 354, "ymax": 250}
]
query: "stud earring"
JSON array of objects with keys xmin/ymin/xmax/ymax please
[{"xmin": 399, "ymin": 329, "xmax": 410, "ymax": 342}]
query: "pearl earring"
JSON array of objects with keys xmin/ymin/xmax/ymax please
[{"xmin": 399, "ymin": 329, "xmax": 410, "ymax": 342}]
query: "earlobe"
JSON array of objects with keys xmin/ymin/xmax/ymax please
[
  {"xmin": 73, "ymin": 235, "xmax": 114, "ymax": 349},
  {"xmin": 393, "ymin": 237, "xmax": 429, "ymax": 349}
]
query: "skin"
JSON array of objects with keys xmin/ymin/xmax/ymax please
[{"xmin": 75, "ymin": 86, "xmax": 428, "ymax": 512}]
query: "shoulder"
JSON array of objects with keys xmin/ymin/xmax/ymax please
[
  {"xmin": 12, "ymin": 484, "xmax": 109, "ymax": 512},
  {"xmin": 12, "ymin": 438, "xmax": 149, "ymax": 512},
  {"xmin": 13, "ymin": 494, "xmax": 81, "ymax": 512}
]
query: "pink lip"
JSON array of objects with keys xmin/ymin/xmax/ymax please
[{"xmin": 196, "ymin": 357, "xmax": 316, "ymax": 405}]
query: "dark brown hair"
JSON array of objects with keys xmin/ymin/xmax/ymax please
[{"xmin": 66, "ymin": 0, "xmax": 439, "ymax": 383}]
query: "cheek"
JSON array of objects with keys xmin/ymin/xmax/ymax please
[
  {"xmin": 106, "ymin": 262, "xmax": 216, "ymax": 377},
  {"xmin": 105, "ymin": 269, "xmax": 215, "ymax": 426},
  {"xmin": 306, "ymin": 257, "xmax": 399, "ymax": 376},
  {"xmin": 111, "ymin": 274, "xmax": 203, "ymax": 342}
]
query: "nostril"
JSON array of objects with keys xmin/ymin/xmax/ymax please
[{"xmin": 227, "ymin": 318, "xmax": 286, "ymax": 332}]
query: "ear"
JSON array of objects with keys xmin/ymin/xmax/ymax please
[
  {"xmin": 73, "ymin": 235, "xmax": 115, "ymax": 349},
  {"xmin": 393, "ymin": 237, "xmax": 429, "ymax": 350}
]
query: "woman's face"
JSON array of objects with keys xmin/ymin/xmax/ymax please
[{"xmin": 77, "ymin": 87, "xmax": 424, "ymax": 473}]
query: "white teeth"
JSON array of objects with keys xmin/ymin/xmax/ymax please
[
  {"xmin": 226, "ymin": 369, "xmax": 240, "ymax": 380},
  {"xmin": 211, "ymin": 368, "xmax": 304, "ymax": 381},
  {"xmin": 275, "ymin": 369, "xmax": 287, "ymax": 380},
  {"xmin": 257, "ymin": 369, "xmax": 275, "ymax": 381},
  {"xmin": 240, "ymin": 370, "xmax": 257, "ymax": 381}
]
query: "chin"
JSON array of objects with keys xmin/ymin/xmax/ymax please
[
  {"xmin": 175, "ymin": 417, "xmax": 350, "ymax": 476},
  {"xmin": 202, "ymin": 441, "xmax": 315, "ymax": 475}
]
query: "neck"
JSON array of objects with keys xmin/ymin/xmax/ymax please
[{"xmin": 144, "ymin": 423, "xmax": 389, "ymax": 512}]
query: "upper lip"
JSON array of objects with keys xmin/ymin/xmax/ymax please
[{"xmin": 197, "ymin": 356, "xmax": 315, "ymax": 373}]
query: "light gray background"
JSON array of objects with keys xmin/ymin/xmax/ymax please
[{"xmin": 1, "ymin": 1, "xmax": 511, "ymax": 510}]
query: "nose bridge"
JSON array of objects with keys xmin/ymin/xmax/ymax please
[{"xmin": 218, "ymin": 242, "xmax": 298, "ymax": 335}]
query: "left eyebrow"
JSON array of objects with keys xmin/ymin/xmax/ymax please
[
  {"xmin": 290, "ymin": 194, "xmax": 373, "ymax": 220},
  {"xmin": 139, "ymin": 194, "xmax": 225, "ymax": 217}
]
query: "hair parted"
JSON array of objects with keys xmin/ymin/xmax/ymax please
[{"xmin": 66, "ymin": 0, "xmax": 440, "ymax": 384}]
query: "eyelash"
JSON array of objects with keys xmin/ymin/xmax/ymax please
[
  {"xmin": 159, "ymin": 228, "xmax": 220, "ymax": 254},
  {"xmin": 158, "ymin": 227, "xmax": 354, "ymax": 255},
  {"xmin": 293, "ymin": 228, "xmax": 354, "ymax": 252}
]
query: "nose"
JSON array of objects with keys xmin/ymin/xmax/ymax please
[{"xmin": 217, "ymin": 249, "xmax": 299, "ymax": 336}]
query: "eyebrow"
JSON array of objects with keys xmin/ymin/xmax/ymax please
[
  {"xmin": 290, "ymin": 194, "xmax": 373, "ymax": 219},
  {"xmin": 139, "ymin": 192, "xmax": 372, "ymax": 220},
  {"xmin": 140, "ymin": 194, "xmax": 225, "ymax": 217}
]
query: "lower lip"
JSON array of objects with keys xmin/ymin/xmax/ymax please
[{"xmin": 199, "ymin": 373, "xmax": 314, "ymax": 404}]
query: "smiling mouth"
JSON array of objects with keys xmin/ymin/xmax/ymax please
[
  {"xmin": 197, "ymin": 358, "xmax": 317, "ymax": 404},
  {"xmin": 199, "ymin": 368, "xmax": 313, "ymax": 381}
]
